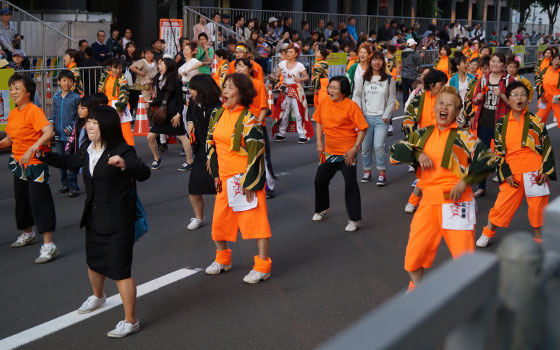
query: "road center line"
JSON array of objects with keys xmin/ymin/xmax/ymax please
[{"xmin": 0, "ymin": 268, "xmax": 200, "ymax": 350}]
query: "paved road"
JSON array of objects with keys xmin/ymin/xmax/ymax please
[{"xmin": 1, "ymin": 85, "xmax": 559, "ymax": 349}]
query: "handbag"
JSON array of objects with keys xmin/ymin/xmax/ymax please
[
  {"xmin": 129, "ymin": 188, "xmax": 149, "ymax": 243},
  {"xmin": 148, "ymin": 84, "xmax": 170, "ymax": 126}
]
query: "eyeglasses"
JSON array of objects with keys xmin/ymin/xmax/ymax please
[{"xmin": 511, "ymin": 93, "xmax": 527, "ymax": 98}]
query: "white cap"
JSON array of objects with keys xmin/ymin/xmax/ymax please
[
  {"xmin": 268, "ymin": 16, "xmax": 278, "ymax": 23},
  {"xmin": 406, "ymin": 38, "xmax": 417, "ymax": 46}
]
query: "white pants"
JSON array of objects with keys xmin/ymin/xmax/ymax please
[
  {"xmin": 265, "ymin": 155, "xmax": 276, "ymax": 191},
  {"xmin": 278, "ymin": 96, "xmax": 306, "ymax": 138}
]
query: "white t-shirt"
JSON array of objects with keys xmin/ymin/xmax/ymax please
[
  {"xmin": 361, "ymin": 76, "xmax": 388, "ymax": 116},
  {"xmin": 278, "ymin": 61, "xmax": 305, "ymax": 85},
  {"xmin": 458, "ymin": 76, "xmax": 469, "ymax": 102},
  {"xmin": 178, "ymin": 58, "xmax": 201, "ymax": 84}
]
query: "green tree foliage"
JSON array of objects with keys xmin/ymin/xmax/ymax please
[
  {"xmin": 538, "ymin": 0, "xmax": 560, "ymax": 35},
  {"xmin": 507, "ymin": 0, "xmax": 536, "ymax": 23}
]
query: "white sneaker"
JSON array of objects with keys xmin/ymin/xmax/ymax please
[
  {"xmin": 492, "ymin": 175, "xmax": 499, "ymax": 183},
  {"xmin": 107, "ymin": 320, "xmax": 140, "ymax": 338},
  {"xmin": 476, "ymin": 234, "xmax": 491, "ymax": 248},
  {"xmin": 411, "ymin": 178, "xmax": 418, "ymax": 187},
  {"xmin": 187, "ymin": 218, "xmax": 203, "ymax": 230},
  {"xmin": 312, "ymin": 209, "xmax": 330, "ymax": 221},
  {"xmin": 404, "ymin": 203, "xmax": 416, "ymax": 214},
  {"xmin": 34, "ymin": 244, "xmax": 58, "ymax": 264},
  {"xmin": 408, "ymin": 165, "xmax": 415, "ymax": 173},
  {"xmin": 345, "ymin": 220, "xmax": 360, "ymax": 232},
  {"xmin": 243, "ymin": 269, "xmax": 270, "ymax": 284},
  {"xmin": 205, "ymin": 261, "xmax": 232, "ymax": 275},
  {"xmin": 78, "ymin": 295, "xmax": 107, "ymax": 314},
  {"xmin": 11, "ymin": 231, "xmax": 37, "ymax": 248}
]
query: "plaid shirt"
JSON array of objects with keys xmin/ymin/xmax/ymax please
[{"xmin": 472, "ymin": 72, "xmax": 515, "ymax": 129}]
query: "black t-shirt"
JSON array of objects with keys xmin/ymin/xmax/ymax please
[{"xmin": 479, "ymin": 82, "xmax": 499, "ymax": 128}]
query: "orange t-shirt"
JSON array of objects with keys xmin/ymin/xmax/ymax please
[
  {"xmin": 213, "ymin": 59, "xmax": 228, "ymax": 87},
  {"xmin": 105, "ymin": 74, "xmax": 118, "ymax": 102},
  {"xmin": 504, "ymin": 112, "xmax": 542, "ymax": 174},
  {"xmin": 417, "ymin": 124, "xmax": 474, "ymax": 204},
  {"xmin": 418, "ymin": 91, "xmax": 437, "ymax": 129},
  {"xmin": 470, "ymin": 51, "xmax": 479, "ymax": 60},
  {"xmin": 227, "ymin": 59, "xmax": 264, "ymax": 81},
  {"xmin": 346, "ymin": 57, "xmax": 358, "ymax": 72},
  {"xmin": 313, "ymin": 97, "xmax": 368, "ymax": 155},
  {"xmin": 542, "ymin": 66, "xmax": 560, "ymax": 99},
  {"xmin": 5, "ymin": 103, "xmax": 51, "ymax": 165},
  {"xmin": 436, "ymin": 56, "xmax": 450, "ymax": 79},
  {"xmin": 213, "ymin": 105, "xmax": 249, "ymax": 179},
  {"xmin": 249, "ymin": 78, "xmax": 268, "ymax": 127},
  {"xmin": 540, "ymin": 58, "xmax": 550, "ymax": 72}
]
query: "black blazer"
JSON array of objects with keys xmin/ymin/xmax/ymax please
[
  {"xmin": 43, "ymin": 141, "xmax": 151, "ymax": 234},
  {"xmin": 186, "ymin": 99, "xmax": 222, "ymax": 152},
  {"xmin": 151, "ymin": 75, "xmax": 184, "ymax": 120}
]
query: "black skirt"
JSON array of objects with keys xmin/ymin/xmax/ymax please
[
  {"xmin": 150, "ymin": 116, "xmax": 186, "ymax": 136},
  {"xmin": 188, "ymin": 146, "xmax": 217, "ymax": 195},
  {"xmin": 85, "ymin": 227, "xmax": 134, "ymax": 280}
]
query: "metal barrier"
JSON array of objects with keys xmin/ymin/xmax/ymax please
[
  {"xmin": 319, "ymin": 196, "xmax": 560, "ymax": 350},
  {"xmin": 16, "ymin": 66, "xmax": 104, "ymax": 115},
  {"xmin": 183, "ymin": 6, "xmax": 245, "ymax": 52},
  {"xmin": 183, "ymin": 6, "xmax": 555, "ymax": 42},
  {"xmin": 2, "ymin": 1, "xmax": 77, "ymax": 70}
]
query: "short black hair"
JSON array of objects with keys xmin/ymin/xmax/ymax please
[
  {"xmin": 198, "ymin": 32, "xmax": 208, "ymax": 40},
  {"xmin": 65, "ymin": 48, "xmax": 81, "ymax": 63},
  {"xmin": 8, "ymin": 73, "xmax": 36, "ymax": 101},
  {"xmin": 88, "ymin": 105, "xmax": 126, "ymax": 149},
  {"xmin": 91, "ymin": 92, "xmax": 109, "ymax": 105},
  {"xmin": 505, "ymin": 80, "xmax": 529, "ymax": 98},
  {"xmin": 105, "ymin": 57, "xmax": 123, "ymax": 68},
  {"xmin": 84, "ymin": 47, "xmax": 94, "ymax": 57},
  {"xmin": 57, "ymin": 69, "xmax": 75, "ymax": 82},
  {"xmin": 423, "ymin": 69, "xmax": 448, "ymax": 91},
  {"xmin": 78, "ymin": 39, "xmax": 88, "ymax": 47},
  {"xmin": 329, "ymin": 76, "xmax": 351, "ymax": 97},
  {"xmin": 223, "ymin": 73, "xmax": 256, "ymax": 108},
  {"xmin": 215, "ymin": 49, "xmax": 228, "ymax": 59},
  {"xmin": 79, "ymin": 95, "xmax": 96, "ymax": 110},
  {"xmin": 189, "ymin": 74, "xmax": 222, "ymax": 106}
]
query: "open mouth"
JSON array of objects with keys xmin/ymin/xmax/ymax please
[
  {"xmin": 517, "ymin": 101, "xmax": 523, "ymax": 108},
  {"xmin": 439, "ymin": 111, "xmax": 449, "ymax": 120}
]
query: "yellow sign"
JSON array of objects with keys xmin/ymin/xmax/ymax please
[
  {"xmin": 0, "ymin": 68, "xmax": 15, "ymax": 131},
  {"xmin": 327, "ymin": 52, "xmax": 349, "ymax": 78}
]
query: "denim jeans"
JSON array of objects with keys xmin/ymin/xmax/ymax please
[
  {"xmin": 476, "ymin": 125, "xmax": 494, "ymax": 191},
  {"xmin": 361, "ymin": 115, "xmax": 389, "ymax": 171},
  {"xmin": 54, "ymin": 140, "xmax": 79, "ymax": 191}
]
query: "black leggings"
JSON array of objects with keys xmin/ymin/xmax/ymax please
[
  {"xmin": 314, "ymin": 162, "xmax": 361, "ymax": 221},
  {"xmin": 14, "ymin": 176, "xmax": 56, "ymax": 233}
]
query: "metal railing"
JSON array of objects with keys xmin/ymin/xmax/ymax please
[
  {"xmin": 183, "ymin": 6, "xmax": 246, "ymax": 52},
  {"xmin": 183, "ymin": 6, "xmax": 554, "ymax": 42},
  {"xmin": 15, "ymin": 66, "xmax": 104, "ymax": 115},
  {"xmin": 320, "ymin": 196, "xmax": 560, "ymax": 350},
  {"xmin": 2, "ymin": 1, "xmax": 77, "ymax": 65}
]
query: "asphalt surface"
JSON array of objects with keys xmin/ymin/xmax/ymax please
[{"xmin": 1, "ymin": 77, "xmax": 559, "ymax": 349}]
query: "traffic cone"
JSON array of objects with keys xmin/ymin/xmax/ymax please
[
  {"xmin": 211, "ymin": 57, "xmax": 218, "ymax": 74},
  {"xmin": 267, "ymin": 88, "xmax": 274, "ymax": 111},
  {"xmin": 133, "ymin": 95, "xmax": 150, "ymax": 136},
  {"xmin": 46, "ymin": 75, "xmax": 52, "ymax": 99}
]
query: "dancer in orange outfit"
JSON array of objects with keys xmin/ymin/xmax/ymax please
[
  {"xmin": 390, "ymin": 86, "xmax": 494, "ymax": 289},
  {"xmin": 434, "ymin": 45, "xmax": 452, "ymax": 79},
  {"xmin": 98, "ymin": 58, "xmax": 134, "ymax": 146},
  {"xmin": 476, "ymin": 81, "xmax": 556, "ymax": 247},
  {"xmin": 205, "ymin": 73, "xmax": 272, "ymax": 284},
  {"xmin": 402, "ymin": 69, "xmax": 448, "ymax": 213},
  {"xmin": 312, "ymin": 48, "xmax": 329, "ymax": 107},
  {"xmin": 226, "ymin": 43, "xmax": 264, "ymax": 81},
  {"xmin": 536, "ymin": 53, "xmax": 560, "ymax": 125}
]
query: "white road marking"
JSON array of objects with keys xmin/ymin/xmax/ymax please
[
  {"xmin": 547, "ymin": 121, "xmax": 557, "ymax": 129},
  {"xmin": 276, "ymin": 172, "xmax": 291, "ymax": 176},
  {"xmin": 392, "ymin": 115, "xmax": 405, "ymax": 120},
  {"xmin": 0, "ymin": 268, "xmax": 199, "ymax": 350}
]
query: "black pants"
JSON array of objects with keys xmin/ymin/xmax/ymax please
[
  {"xmin": 14, "ymin": 176, "xmax": 56, "ymax": 233},
  {"xmin": 477, "ymin": 124, "xmax": 494, "ymax": 191},
  {"xmin": 402, "ymin": 77, "xmax": 415, "ymax": 106},
  {"xmin": 314, "ymin": 162, "xmax": 361, "ymax": 221}
]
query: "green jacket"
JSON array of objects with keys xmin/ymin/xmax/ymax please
[{"xmin": 98, "ymin": 72, "xmax": 129, "ymax": 113}]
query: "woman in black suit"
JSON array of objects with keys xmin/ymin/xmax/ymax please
[
  {"xmin": 146, "ymin": 57, "xmax": 193, "ymax": 171},
  {"xmin": 185, "ymin": 74, "xmax": 222, "ymax": 230},
  {"xmin": 39, "ymin": 105, "xmax": 150, "ymax": 338}
]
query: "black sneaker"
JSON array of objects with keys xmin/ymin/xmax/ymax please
[
  {"xmin": 158, "ymin": 143, "xmax": 168, "ymax": 152},
  {"xmin": 266, "ymin": 190, "xmax": 275, "ymax": 199},
  {"xmin": 298, "ymin": 138, "xmax": 309, "ymax": 144},
  {"xmin": 274, "ymin": 135, "xmax": 286, "ymax": 142},
  {"xmin": 58, "ymin": 186, "xmax": 69, "ymax": 194},
  {"xmin": 68, "ymin": 190, "xmax": 80, "ymax": 197}
]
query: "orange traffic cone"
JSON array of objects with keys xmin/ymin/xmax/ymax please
[
  {"xmin": 133, "ymin": 95, "xmax": 150, "ymax": 136},
  {"xmin": 46, "ymin": 75, "xmax": 52, "ymax": 99},
  {"xmin": 267, "ymin": 88, "xmax": 274, "ymax": 112},
  {"xmin": 211, "ymin": 57, "xmax": 218, "ymax": 74}
]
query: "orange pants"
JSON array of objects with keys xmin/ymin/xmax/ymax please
[
  {"xmin": 215, "ymin": 249, "xmax": 272, "ymax": 273},
  {"xmin": 405, "ymin": 202, "xmax": 475, "ymax": 272},
  {"xmin": 537, "ymin": 96, "xmax": 560, "ymax": 124},
  {"xmin": 211, "ymin": 182, "xmax": 272, "ymax": 242},
  {"xmin": 487, "ymin": 173, "xmax": 549, "ymax": 230},
  {"xmin": 121, "ymin": 121, "xmax": 135, "ymax": 146}
]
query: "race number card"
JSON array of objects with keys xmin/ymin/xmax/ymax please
[
  {"xmin": 227, "ymin": 174, "xmax": 258, "ymax": 212},
  {"xmin": 111, "ymin": 100, "xmax": 133, "ymax": 124},
  {"xmin": 442, "ymin": 200, "xmax": 476, "ymax": 230},
  {"xmin": 523, "ymin": 171, "xmax": 550, "ymax": 197}
]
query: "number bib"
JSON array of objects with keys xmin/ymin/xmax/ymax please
[
  {"xmin": 442, "ymin": 200, "xmax": 476, "ymax": 230},
  {"xmin": 227, "ymin": 174, "xmax": 258, "ymax": 212},
  {"xmin": 523, "ymin": 171, "xmax": 550, "ymax": 197}
]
